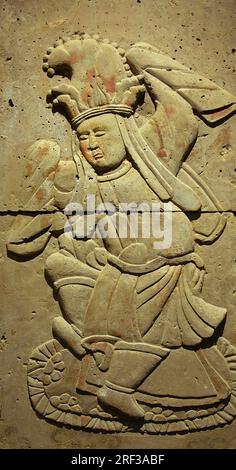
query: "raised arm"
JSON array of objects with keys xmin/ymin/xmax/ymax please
[{"xmin": 126, "ymin": 42, "xmax": 236, "ymax": 176}]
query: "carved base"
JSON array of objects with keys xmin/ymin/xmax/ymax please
[{"xmin": 27, "ymin": 337, "xmax": 236, "ymax": 434}]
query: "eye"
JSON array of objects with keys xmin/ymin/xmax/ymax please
[
  {"xmin": 94, "ymin": 130, "xmax": 106, "ymax": 137},
  {"xmin": 78, "ymin": 134, "xmax": 89, "ymax": 141}
]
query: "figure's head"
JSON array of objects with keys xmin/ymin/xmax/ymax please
[{"xmin": 76, "ymin": 113, "xmax": 126, "ymax": 173}]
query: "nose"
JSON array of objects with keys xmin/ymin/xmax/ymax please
[{"xmin": 88, "ymin": 132, "xmax": 98, "ymax": 149}]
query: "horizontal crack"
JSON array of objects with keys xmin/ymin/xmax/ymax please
[
  {"xmin": 0, "ymin": 210, "xmax": 236, "ymax": 216},
  {"xmin": 0, "ymin": 209, "xmax": 61, "ymax": 216}
]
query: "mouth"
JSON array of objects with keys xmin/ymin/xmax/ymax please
[{"xmin": 92, "ymin": 152, "xmax": 104, "ymax": 160}]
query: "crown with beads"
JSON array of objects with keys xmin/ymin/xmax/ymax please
[{"xmin": 43, "ymin": 33, "xmax": 145, "ymax": 128}]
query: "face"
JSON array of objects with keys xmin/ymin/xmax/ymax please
[{"xmin": 77, "ymin": 113, "xmax": 126, "ymax": 173}]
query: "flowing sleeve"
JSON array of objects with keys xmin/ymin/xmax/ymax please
[
  {"xmin": 126, "ymin": 42, "xmax": 236, "ymax": 125},
  {"xmin": 7, "ymin": 140, "xmax": 76, "ymax": 257}
]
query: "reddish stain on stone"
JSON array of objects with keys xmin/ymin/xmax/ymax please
[
  {"xmin": 165, "ymin": 104, "xmax": 176, "ymax": 117},
  {"xmin": 210, "ymin": 108, "xmax": 231, "ymax": 120},
  {"xmin": 25, "ymin": 162, "xmax": 33, "ymax": 176},
  {"xmin": 41, "ymin": 215, "xmax": 51, "ymax": 229},
  {"xmin": 81, "ymin": 415, "xmax": 90, "ymax": 427},
  {"xmin": 36, "ymin": 189, "xmax": 44, "ymax": 201},
  {"xmin": 176, "ymin": 141, "xmax": 184, "ymax": 149},
  {"xmin": 47, "ymin": 171, "xmax": 55, "ymax": 181},
  {"xmin": 151, "ymin": 120, "xmax": 164, "ymax": 147},
  {"xmin": 86, "ymin": 67, "xmax": 96, "ymax": 81},
  {"xmin": 159, "ymin": 148, "xmax": 167, "ymax": 158},
  {"xmin": 102, "ymin": 76, "xmax": 116, "ymax": 93},
  {"xmin": 70, "ymin": 53, "xmax": 78, "ymax": 65},
  {"xmin": 44, "ymin": 167, "xmax": 56, "ymax": 178},
  {"xmin": 38, "ymin": 146, "xmax": 49, "ymax": 157},
  {"xmin": 213, "ymin": 126, "xmax": 231, "ymax": 148}
]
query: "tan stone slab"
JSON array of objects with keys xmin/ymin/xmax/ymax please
[
  {"xmin": 0, "ymin": 0, "xmax": 235, "ymax": 211},
  {"xmin": 1, "ymin": 0, "xmax": 236, "ymax": 449}
]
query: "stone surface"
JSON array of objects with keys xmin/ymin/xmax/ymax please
[{"xmin": 1, "ymin": 0, "xmax": 236, "ymax": 449}]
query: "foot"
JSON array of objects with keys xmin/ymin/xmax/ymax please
[{"xmin": 97, "ymin": 385, "xmax": 145, "ymax": 421}]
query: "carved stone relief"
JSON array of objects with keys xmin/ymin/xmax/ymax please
[{"xmin": 6, "ymin": 33, "xmax": 236, "ymax": 434}]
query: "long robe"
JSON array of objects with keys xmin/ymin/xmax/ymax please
[{"xmin": 46, "ymin": 160, "xmax": 226, "ymax": 348}]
